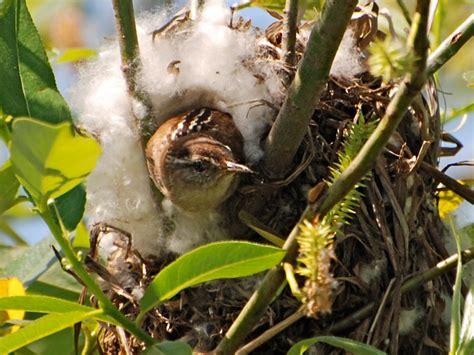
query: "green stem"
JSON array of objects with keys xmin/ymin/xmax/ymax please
[
  {"xmin": 318, "ymin": 0, "xmax": 430, "ymax": 215},
  {"xmin": 40, "ymin": 205, "xmax": 154, "ymax": 346},
  {"xmin": 282, "ymin": 0, "xmax": 299, "ymax": 66},
  {"xmin": 217, "ymin": 1, "xmax": 432, "ymax": 353},
  {"xmin": 111, "ymin": 0, "xmax": 163, "ymax": 202},
  {"xmin": 263, "ymin": 0, "xmax": 358, "ymax": 178},
  {"xmin": 427, "ymin": 14, "xmax": 474, "ymax": 76},
  {"xmin": 111, "ymin": 0, "xmax": 140, "ymax": 99}
]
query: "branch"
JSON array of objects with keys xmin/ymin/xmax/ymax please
[
  {"xmin": 420, "ymin": 162, "xmax": 474, "ymax": 204},
  {"xmin": 329, "ymin": 247, "xmax": 474, "ymax": 333},
  {"xmin": 263, "ymin": 0, "xmax": 358, "ymax": 178},
  {"xmin": 112, "ymin": 0, "xmax": 141, "ymax": 100},
  {"xmin": 237, "ymin": 307, "xmax": 305, "ymax": 354},
  {"xmin": 111, "ymin": 0, "xmax": 162, "ymax": 202},
  {"xmin": 216, "ymin": 1, "xmax": 431, "ymax": 352},
  {"xmin": 427, "ymin": 14, "xmax": 474, "ymax": 76},
  {"xmin": 317, "ymin": 0, "xmax": 431, "ymax": 215},
  {"xmin": 237, "ymin": 247, "xmax": 474, "ymax": 351},
  {"xmin": 111, "ymin": 0, "xmax": 154, "ymax": 135},
  {"xmin": 282, "ymin": 0, "xmax": 299, "ymax": 66}
]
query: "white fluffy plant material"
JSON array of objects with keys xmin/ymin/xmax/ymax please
[{"xmin": 72, "ymin": 0, "xmax": 281, "ymax": 257}]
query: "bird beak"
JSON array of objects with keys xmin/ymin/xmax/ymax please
[{"xmin": 224, "ymin": 161, "xmax": 255, "ymax": 174}]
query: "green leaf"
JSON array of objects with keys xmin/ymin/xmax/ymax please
[
  {"xmin": 52, "ymin": 184, "xmax": 86, "ymax": 231},
  {"xmin": 0, "ymin": 310, "xmax": 100, "ymax": 354},
  {"xmin": 0, "ymin": 160, "xmax": 20, "ymax": 214},
  {"xmin": 287, "ymin": 336, "xmax": 386, "ymax": 355},
  {"xmin": 0, "ymin": 0, "xmax": 13, "ymax": 17},
  {"xmin": 71, "ymin": 222, "xmax": 90, "ymax": 249},
  {"xmin": 55, "ymin": 47, "xmax": 97, "ymax": 64},
  {"xmin": 2, "ymin": 235, "xmax": 57, "ymax": 286},
  {"xmin": 250, "ymin": 0, "xmax": 324, "ymax": 13},
  {"xmin": 442, "ymin": 103, "xmax": 474, "ymax": 123},
  {"xmin": 139, "ymin": 241, "xmax": 285, "ymax": 317},
  {"xmin": 251, "ymin": 0, "xmax": 286, "ymax": 11},
  {"xmin": 0, "ymin": 0, "xmax": 71, "ymax": 123},
  {"xmin": 10, "ymin": 117, "xmax": 101, "ymax": 204},
  {"xmin": 27, "ymin": 261, "xmax": 83, "ymax": 301},
  {"xmin": 18, "ymin": 328, "xmax": 76, "ymax": 355},
  {"xmin": 458, "ymin": 284, "xmax": 474, "ymax": 354},
  {"xmin": 239, "ymin": 210, "xmax": 285, "ymax": 247},
  {"xmin": 143, "ymin": 341, "xmax": 193, "ymax": 355},
  {"xmin": 0, "ymin": 295, "xmax": 95, "ymax": 314},
  {"xmin": 450, "ymin": 217, "xmax": 463, "ymax": 354}
]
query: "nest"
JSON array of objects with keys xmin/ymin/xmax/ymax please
[{"xmin": 90, "ymin": 5, "xmax": 452, "ymax": 355}]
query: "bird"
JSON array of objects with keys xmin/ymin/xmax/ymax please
[{"xmin": 145, "ymin": 108, "xmax": 253, "ymax": 212}]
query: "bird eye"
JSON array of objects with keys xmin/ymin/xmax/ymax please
[{"xmin": 193, "ymin": 161, "xmax": 206, "ymax": 172}]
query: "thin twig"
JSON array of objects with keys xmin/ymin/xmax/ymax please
[
  {"xmin": 396, "ymin": 0, "xmax": 412, "ymax": 26},
  {"xmin": 427, "ymin": 14, "xmax": 474, "ymax": 76},
  {"xmin": 263, "ymin": 0, "xmax": 358, "ymax": 178},
  {"xmin": 236, "ymin": 307, "xmax": 306, "ymax": 354},
  {"xmin": 330, "ymin": 247, "xmax": 474, "ymax": 333},
  {"xmin": 41, "ymin": 208, "xmax": 154, "ymax": 345},
  {"xmin": 216, "ymin": 2, "xmax": 432, "ymax": 353},
  {"xmin": 366, "ymin": 279, "xmax": 395, "ymax": 344},
  {"xmin": 282, "ymin": 0, "xmax": 299, "ymax": 66},
  {"xmin": 420, "ymin": 162, "xmax": 474, "ymax": 204}
]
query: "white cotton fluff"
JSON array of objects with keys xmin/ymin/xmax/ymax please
[
  {"xmin": 330, "ymin": 29, "xmax": 365, "ymax": 79},
  {"xmin": 71, "ymin": 45, "xmax": 165, "ymax": 256},
  {"xmin": 137, "ymin": 0, "xmax": 281, "ymax": 162},
  {"xmin": 71, "ymin": 0, "xmax": 282, "ymax": 257},
  {"xmin": 299, "ymin": 27, "xmax": 365, "ymax": 79},
  {"xmin": 399, "ymin": 307, "xmax": 424, "ymax": 335}
]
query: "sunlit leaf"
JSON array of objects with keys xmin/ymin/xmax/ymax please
[
  {"xmin": 72, "ymin": 221, "xmax": 90, "ymax": 249},
  {"xmin": 246, "ymin": 0, "xmax": 324, "ymax": 17},
  {"xmin": 0, "ymin": 277, "xmax": 25, "ymax": 335},
  {"xmin": 0, "ymin": 160, "xmax": 19, "ymax": 214},
  {"xmin": 0, "ymin": 295, "xmax": 96, "ymax": 314},
  {"xmin": 442, "ymin": 103, "xmax": 474, "ymax": 123},
  {"xmin": 139, "ymin": 241, "xmax": 286, "ymax": 317},
  {"xmin": 0, "ymin": 310, "xmax": 101, "ymax": 354},
  {"xmin": 287, "ymin": 335, "xmax": 386, "ymax": 355},
  {"xmin": 0, "ymin": 0, "xmax": 71, "ymax": 124},
  {"xmin": 10, "ymin": 118, "xmax": 101, "ymax": 204}
]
